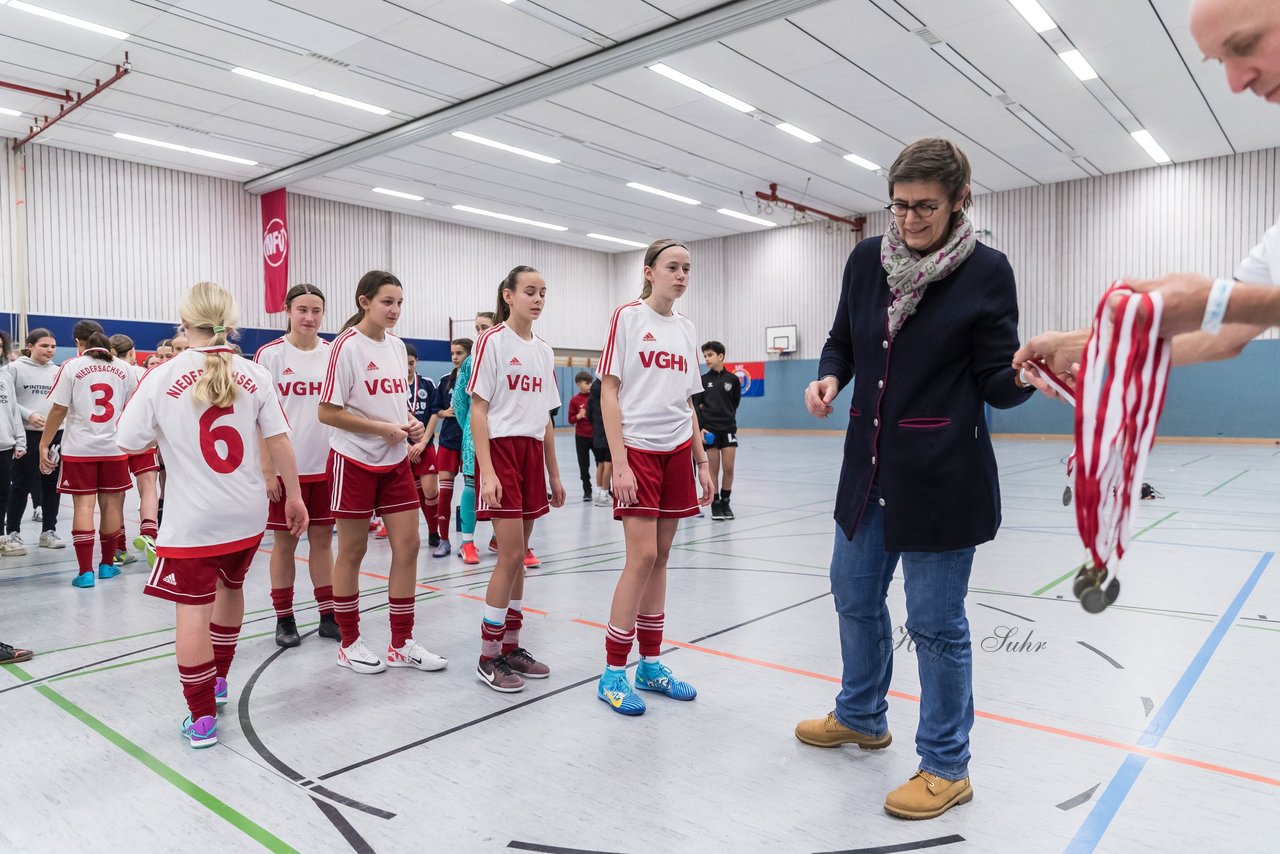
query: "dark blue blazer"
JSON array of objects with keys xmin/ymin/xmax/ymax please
[{"xmin": 818, "ymin": 237, "xmax": 1033, "ymax": 552}]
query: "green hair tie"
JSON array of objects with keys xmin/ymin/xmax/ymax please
[{"xmin": 212, "ymin": 325, "xmax": 226, "ymax": 334}]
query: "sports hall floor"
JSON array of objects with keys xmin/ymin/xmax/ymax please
[{"xmin": 1, "ymin": 432, "xmax": 1277, "ymax": 853}]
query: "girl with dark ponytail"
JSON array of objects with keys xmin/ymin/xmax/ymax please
[{"xmin": 40, "ymin": 319, "xmax": 137, "ymax": 587}]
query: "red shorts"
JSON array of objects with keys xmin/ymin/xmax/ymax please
[
  {"xmin": 128, "ymin": 449, "xmax": 161, "ymax": 475},
  {"xmin": 411, "ymin": 444, "xmax": 438, "ymax": 477},
  {"xmin": 328, "ymin": 451, "xmax": 419, "ymax": 519},
  {"xmin": 268, "ymin": 478, "xmax": 335, "ymax": 531},
  {"xmin": 58, "ymin": 457, "xmax": 132, "ymax": 495},
  {"xmin": 616, "ymin": 441, "xmax": 698, "ymax": 520},
  {"xmin": 436, "ymin": 445, "xmax": 461, "ymax": 474},
  {"xmin": 477, "ymin": 436, "xmax": 548, "ymax": 521},
  {"xmin": 143, "ymin": 538, "xmax": 261, "ymax": 606}
]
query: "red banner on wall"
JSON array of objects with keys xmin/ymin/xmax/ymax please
[{"xmin": 262, "ymin": 188, "xmax": 289, "ymax": 313}]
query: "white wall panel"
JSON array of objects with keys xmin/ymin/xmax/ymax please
[
  {"xmin": 11, "ymin": 143, "xmax": 1280, "ymax": 357},
  {"xmin": 1, "ymin": 142, "xmax": 13, "ymax": 314},
  {"xmin": 23, "ymin": 145, "xmax": 256, "ymax": 331}
]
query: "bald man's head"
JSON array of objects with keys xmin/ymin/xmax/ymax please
[{"xmin": 1191, "ymin": 0, "xmax": 1280, "ymax": 100}]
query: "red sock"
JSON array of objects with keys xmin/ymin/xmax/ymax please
[
  {"xmin": 422, "ymin": 495, "xmax": 440, "ymax": 537},
  {"xmin": 636, "ymin": 612, "xmax": 665, "ymax": 657},
  {"xmin": 210, "ymin": 622, "xmax": 240, "ymax": 680},
  {"xmin": 438, "ymin": 480, "xmax": 454, "ymax": 538},
  {"xmin": 178, "ymin": 659, "xmax": 217, "ymax": 720},
  {"xmin": 140, "ymin": 518, "xmax": 158, "ymax": 540},
  {"xmin": 114, "ymin": 527, "xmax": 127, "ymax": 556},
  {"xmin": 72, "ymin": 529, "xmax": 95, "ymax": 575},
  {"xmin": 605, "ymin": 623, "xmax": 636, "ymax": 667},
  {"xmin": 501, "ymin": 607, "xmax": 524, "ymax": 655},
  {"xmin": 389, "ymin": 596, "xmax": 415, "ymax": 648},
  {"xmin": 480, "ymin": 619, "xmax": 505, "ymax": 662},
  {"xmin": 333, "ymin": 592, "xmax": 360, "ymax": 645},
  {"xmin": 313, "ymin": 584, "xmax": 334, "ymax": 617},
  {"xmin": 270, "ymin": 586, "xmax": 294, "ymax": 619},
  {"xmin": 99, "ymin": 530, "xmax": 116, "ymax": 567}
]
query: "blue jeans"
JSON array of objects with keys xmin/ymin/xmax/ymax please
[{"xmin": 828, "ymin": 492, "xmax": 975, "ymax": 780}]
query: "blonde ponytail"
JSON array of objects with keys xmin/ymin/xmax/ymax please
[{"xmin": 181, "ymin": 281, "xmax": 241, "ymax": 409}]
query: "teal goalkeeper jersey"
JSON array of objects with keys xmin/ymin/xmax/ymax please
[{"xmin": 452, "ymin": 354, "xmax": 474, "ymax": 476}]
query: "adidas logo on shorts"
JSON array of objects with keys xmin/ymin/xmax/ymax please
[
  {"xmin": 282, "ymin": 367, "xmax": 295, "ymax": 375},
  {"xmin": 642, "ymin": 332, "xmax": 657, "ymax": 342},
  {"xmin": 366, "ymin": 361, "xmax": 379, "ymax": 371},
  {"xmin": 509, "ymin": 357, "xmax": 522, "ymax": 366},
  {"xmin": 62, "ymin": 479, "xmax": 71, "ymax": 488},
  {"xmin": 162, "ymin": 572, "xmax": 177, "ymax": 584}
]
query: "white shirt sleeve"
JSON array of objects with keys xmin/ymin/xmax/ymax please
[
  {"xmin": 600, "ymin": 312, "xmax": 628, "ymax": 382},
  {"xmin": 469, "ymin": 334, "xmax": 498, "ymax": 403},
  {"xmin": 1236, "ymin": 222, "xmax": 1280, "ymax": 284},
  {"xmin": 116, "ymin": 374, "xmax": 158, "ymax": 454},
  {"xmin": 320, "ymin": 342, "xmax": 353, "ymax": 408},
  {"xmin": 46, "ymin": 363, "xmax": 73, "ymax": 409},
  {"xmin": 255, "ymin": 374, "xmax": 290, "ymax": 439}
]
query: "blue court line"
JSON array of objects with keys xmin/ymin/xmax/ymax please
[{"xmin": 1064, "ymin": 550, "xmax": 1272, "ymax": 853}]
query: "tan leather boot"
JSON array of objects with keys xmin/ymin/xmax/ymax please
[
  {"xmin": 794, "ymin": 712, "xmax": 892, "ymax": 749},
  {"xmin": 884, "ymin": 770, "xmax": 973, "ymax": 819}
]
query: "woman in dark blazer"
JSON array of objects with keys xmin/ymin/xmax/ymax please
[{"xmin": 795, "ymin": 139, "xmax": 1034, "ymax": 821}]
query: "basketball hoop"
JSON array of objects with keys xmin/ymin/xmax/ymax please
[{"xmin": 766, "ymin": 347, "xmax": 784, "ymax": 359}]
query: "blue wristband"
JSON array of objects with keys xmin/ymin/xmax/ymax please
[{"xmin": 1200, "ymin": 278, "xmax": 1234, "ymax": 335}]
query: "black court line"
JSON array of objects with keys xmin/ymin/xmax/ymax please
[
  {"xmin": 1181, "ymin": 454, "xmax": 1212, "ymax": 467},
  {"xmin": 312, "ymin": 796, "xmax": 378, "ymax": 854},
  {"xmin": 975, "ymin": 602, "xmax": 1035, "ymax": 622},
  {"xmin": 816, "ymin": 835, "xmax": 965, "ymax": 853},
  {"xmin": 320, "ymin": 591, "xmax": 834, "ymax": 781},
  {"xmin": 508, "ymin": 842, "xmax": 623, "ymax": 854},
  {"xmin": 0, "ymin": 584, "xmax": 398, "ymax": 695},
  {"xmin": 1077, "ymin": 641, "xmax": 1124, "ymax": 669}
]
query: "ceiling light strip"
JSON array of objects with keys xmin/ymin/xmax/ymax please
[
  {"xmin": 649, "ymin": 63, "xmax": 755, "ymax": 113},
  {"xmin": 113, "ymin": 132, "xmax": 257, "ymax": 166},
  {"xmin": 373, "ymin": 187, "xmax": 425, "ymax": 201},
  {"xmin": 451, "ymin": 131, "xmax": 560, "ymax": 164},
  {"xmin": 587, "ymin": 233, "xmax": 647, "ymax": 248},
  {"xmin": 626, "ymin": 181, "xmax": 700, "ymax": 205},
  {"xmin": 717, "ymin": 208, "xmax": 776, "ymax": 228},
  {"xmin": 232, "ymin": 67, "xmax": 390, "ymax": 116},
  {"xmin": 452, "ymin": 204, "xmax": 567, "ymax": 231},
  {"xmin": 6, "ymin": 0, "xmax": 128, "ymax": 39}
]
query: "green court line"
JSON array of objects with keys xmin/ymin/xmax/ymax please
[
  {"xmin": 3, "ymin": 663, "xmax": 299, "ymax": 853},
  {"xmin": 1030, "ymin": 511, "xmax": 1178, "ymax": 596},
  {"xmin": 1204, "ymin": 469, "xmax": 1249, "ymax": 496}
]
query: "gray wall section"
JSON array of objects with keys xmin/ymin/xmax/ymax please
[{"xmin": 735, "ymin": 340, "xmax": 1280, "ymax": 439}]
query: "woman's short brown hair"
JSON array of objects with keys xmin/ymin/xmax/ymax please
[{"xmin": 888, "ymin": 138, "xmax": 972, "ymax": 210}]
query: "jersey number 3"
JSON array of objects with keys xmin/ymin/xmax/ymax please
[
  {"xmin": 200, "ymin": 406, "xmax": 244, "ymax": 474},
  {"xmin": 89, "ymin": 383, "xmax": 115, "ymax": 424}
]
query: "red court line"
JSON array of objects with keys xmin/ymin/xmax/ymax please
[{"xmin": 568, "ymin": 618, "xmax": 1279, "ymax": 790}]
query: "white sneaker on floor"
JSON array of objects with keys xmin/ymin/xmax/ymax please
[
  {"xmin": 336, "ymin": 638, "xmax": 387, "ymax": 674},
  {"xmin": 386, "ymin": 639, "xmax": 448, "ymax": 671},
  {"xmin": 31, "ymin": 508, "xmax": 41, "ymax": 523},
  {"xmin": 0, "ymin": 534, "xmax": 25, "ymax": 557},
  {"xmin": 39, "ymin": 531, "xmax": 65, "ymax": 549}
]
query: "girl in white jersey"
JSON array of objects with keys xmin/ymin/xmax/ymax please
[
  {"xmin": 40, "ymin": 320, "xmax": 137, "ymax": 588},
  {"xmin": 469, "ymin": 266, "xmax": 565, "ymax": 692},
  {"xmin": 117, "ymin": 282, "xmax": 308, "ymax": 749},
  {"xmin": 110, "ymin": 333, "xmax": 160, "ymax": 567},
  {"xmin": 319, "ymin": 270, "xmax": 447, "ymax": 676},
  {"xmin": 255, "ymin": 284, "xmax": 340, "ymax": 649},
  {"xmin": 596, "ymin": 239, "xmax": 713, "ymax": 716}
]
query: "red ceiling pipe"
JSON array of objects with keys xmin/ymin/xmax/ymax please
[
  {"xmin": 0, "ymin": 80, "xmax": 73, "ymax": 102},
  {"xmin": 12, "ymin": 53, "xmax": 132, "ymax": 151},
  {"xmin": 754, "ymin": 182, "xmax": 866, "ymax": 232}
]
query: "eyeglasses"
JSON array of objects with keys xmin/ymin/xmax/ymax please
[{"xmin": 884, "ymin": 201, "xmax": 942, "ymax": 218}]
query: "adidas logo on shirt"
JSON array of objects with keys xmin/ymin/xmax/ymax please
[
  {"xmin": 366, "ymin": 361, "xmax": 379, "ymax": 371},
  {"xmin": 509, "ymin": 357, "xmax": 522, "ymax": 366},
  {"xmin": 282, "ymin": 367, "xmax": 295, "ymax": 375},
  {"xmin": 162, "ymin": 573, "xmax": 177, "ymax": 585},
  {"xmin": 642, "ymin": 332, "xmax": 657, "ymax": 342}
]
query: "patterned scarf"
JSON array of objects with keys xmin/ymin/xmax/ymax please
[{"xmin": 880, "ymin": 212, "xmax": 977, "ymax": 339}]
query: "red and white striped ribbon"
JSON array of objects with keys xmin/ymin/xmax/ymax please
[{"xmin": 1072, "ymin": 282, "xmax": 1171, "ymax": 572}]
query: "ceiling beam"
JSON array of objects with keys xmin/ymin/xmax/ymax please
[{"xmin": 243, "ymin": 0, "xmax": 832, "ymax": 194}]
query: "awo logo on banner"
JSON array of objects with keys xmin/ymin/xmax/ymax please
[{"xmin": 263, "ymin": 218, "xmax": 288, "ymax": 268}]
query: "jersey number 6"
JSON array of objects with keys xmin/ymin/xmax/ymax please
[{"xmin": 199, "ymin": 405, "xmax": 244, "ymax": 474}]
